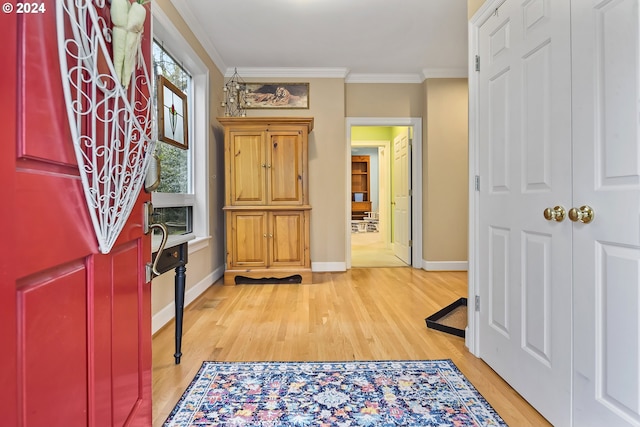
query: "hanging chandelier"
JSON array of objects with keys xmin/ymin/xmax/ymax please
[{"xmin": 221, "ymin": 68, "xmax": 250, "ymax": 117}]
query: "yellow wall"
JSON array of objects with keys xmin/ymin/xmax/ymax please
[
  {"xmin": 346, "ymin": 84, "xmax": 424, "ymax": 117},
  {"xmin": 423, "ymin": 79, "xmax": 469, "ymax": 262},
  {"xmin": 468, "ymin": 0, "xmax": 487, "ymax": 19},
  {"xmin": 351, "ymin": 126, "xmax": 394, "ymax": 141}
]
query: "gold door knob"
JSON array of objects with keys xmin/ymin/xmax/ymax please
[
  {"xmin": 543, "ymin": 206, "xmax": 566, "ymax": 222},
  {"xmin": 569, "ymin": 205, "xmax": 594, "ymax": 224}
]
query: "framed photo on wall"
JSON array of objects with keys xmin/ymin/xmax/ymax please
[
  {"xmin": 157, "ymin": 75, "xmax": 189, "ymax": 149},
  {"xmin": 245, "ymin": 83, "xmax": 309, "ymax": 109}
]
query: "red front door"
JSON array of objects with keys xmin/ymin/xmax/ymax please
[{"xmin": 1, "ymin": 1, "xmax": 152, "ymax": 425}]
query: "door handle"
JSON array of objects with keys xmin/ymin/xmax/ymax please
[
  {"xmin": 143, "ymin": 201, "xmax": 168, "ymax": 277},
  {"xmin": 148, "ymin": 223, "xmax": 168, "ymax": 276},
  {"xmin": 543, "ymin": 206, "xmax": 566, "ymax": 222},
  {"xmin": 569, "ymin": 205, "xmax": 594, "ymax": 224}
]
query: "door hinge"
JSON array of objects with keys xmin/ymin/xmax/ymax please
[
  {"xmin": 475, "ymin": 175, "xmax": 480, "ymax": 191},
  {"xmin": 409, "ymin": 188, "xmax": 413, "ymax": 197},
  {"xmin": 475, "ymin": 55, "xmax": 480, "ymax": 72},
  {"xmin": 409, "ymin": 240, "xmax": 413, "ymax": 247},
  {"xmin": 475, "ymin": 295, "xmax": 480, "ymax": 312}
]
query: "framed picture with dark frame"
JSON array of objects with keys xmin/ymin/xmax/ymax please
[
  {"xmin": 157, "ymin": 75, "xmax": 189, "ymax": 149},
  {"xmin": 245, "ymin": 82, "xmax": 309, "ymax": 109}
]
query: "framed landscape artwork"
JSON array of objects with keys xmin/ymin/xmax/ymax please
[{"xmin": 245, "ymin": 83, "xmax": 309, "ymax": 109}]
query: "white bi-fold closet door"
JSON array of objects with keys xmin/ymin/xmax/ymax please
[{"xmin": 469, "ymin": 0, "xmax": 640, "ymax": 426}]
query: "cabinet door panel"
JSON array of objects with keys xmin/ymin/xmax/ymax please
[
  {"xmin": 270, "ymin": 211, "xmax": 306, "ymax": 266},
  {"xmin": 229, "ymin": 131, "xmax": 266, "ymax": 205},
  {"xmin": 229, "ymin": 211, "xmax": 267, "ymax": 267},
  {"xmin": 268, "ymin": 131, "xmax": 303, "ymax": 205}
]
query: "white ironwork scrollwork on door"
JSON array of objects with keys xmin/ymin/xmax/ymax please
[{"xmin": 56, "ymin": 0, "xmax": 155, "ymax": 253}]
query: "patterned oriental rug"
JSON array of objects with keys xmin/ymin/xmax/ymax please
[{"xmin": 164, "ymin": 360, "xmax": 507, "ymax": 426}]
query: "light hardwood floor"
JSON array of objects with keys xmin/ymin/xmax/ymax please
[
  {"xmin": 152, "ymin": 268, "xmax": 551, "ymax": 426},
  {"xmin": 351, "ymin": 231, "xmax": 407, "ymax": 267}
]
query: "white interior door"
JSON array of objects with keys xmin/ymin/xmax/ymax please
[
  {"xmin": 571, "ymin": 1, "xmax": 640, "ymax": 425},
  {"xmin": 476, "ymin": 0, "xmax": 572, "ymax": 425},
  {"xmin": 392, "ymin": 130, "xmax": 411, "ymax": 264},
  {"xmin": 378, "ymin": 145, "xmax": 391, "ymax": 246}
]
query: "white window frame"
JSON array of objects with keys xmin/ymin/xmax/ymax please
[{"xmin": 152, "ymin": 7, "xmax": 210, "ymax": 252}]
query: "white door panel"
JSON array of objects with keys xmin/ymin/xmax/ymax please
[
  {"xmin": 393, "ymin": 130, "xmax": 411, "ymax": 264},
  {"xmin": 572, "ymin": 0, "xmax": 640, "ymax": 425},
  {"xmin": 477, "ymin": 0, "xmax": 572, "ymax": 425}
]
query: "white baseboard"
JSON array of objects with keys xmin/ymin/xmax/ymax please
[
  {"xmin": 152, "ymin": 265, "xmax": 225, "ymax": 334},
  {"xmin": 312, "ymin": 261, "xmax": 467, "ymax": 272},
  {"xmin": 312, "ymin": 262, "xmax": 347, "ymax": 272},
  {"xmin": 422, "ymin": 260, "xmax": 468, "ymax": 271}
]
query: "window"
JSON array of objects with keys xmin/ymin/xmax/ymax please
[
  {"xmin": 152, "ymin": 41, "xmax": 194, "ymax": 236},
  {"xmin": 151, "ymin": 10, "xmax": 210, "ymax": 250}
]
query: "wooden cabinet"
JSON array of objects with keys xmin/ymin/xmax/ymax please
[
  {"xmin": 219, "ymin": 117, "xmax": 313, "ymax": 285},
  {"xmin": 227, "ymin": 210, "xmax": 308, "ymax": 268},
  {"xmin": 351, "ymin": 155, "xmax": 371, "ymax": 220},
  {"xmin": 227, "ymin": 127, "xmax": 305, "ymax": 206}
]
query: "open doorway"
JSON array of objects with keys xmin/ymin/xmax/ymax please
[
  {"xmin": 346, "ymin": 118, "xmax": 422, "ymax": 269},
  {"xmin": 350, "ymin": 141, "xmax": 405, "ymax": 267}
]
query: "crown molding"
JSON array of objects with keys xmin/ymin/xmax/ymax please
[
  {"xmin": 229, "ymin": 69, "xmax": 426, "ymax": 83},
  {"xmin": 168, "ymin": 0, "xmax": 227, "ymax": 74},
  {"xmin": 224, "ymin": 67, "xmax": 349, "ymax": 79},
  {"xmin": 421, "ymin": 68, "xmax": 468, "ymax": 79},
  {"xmin": 345, "ymin": 73, "xmax": 423, "ymax": 84}
]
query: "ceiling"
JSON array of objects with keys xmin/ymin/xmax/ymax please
[{"xmin": 168, "ymin": 0, "xmax": 469, "ymax": 83}]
